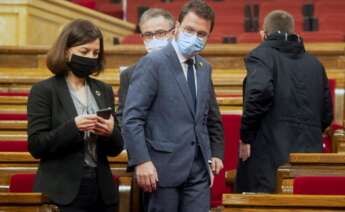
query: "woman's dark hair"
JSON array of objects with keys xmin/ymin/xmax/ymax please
[{"xmin": 47, "ymin": 19, "xmax": 104, "ymax": 76}]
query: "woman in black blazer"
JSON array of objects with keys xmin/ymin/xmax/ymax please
[{"xmin": 27, "ymin": 19, "xmax": 123, "ymax": 212}]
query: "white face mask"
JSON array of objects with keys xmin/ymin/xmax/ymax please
[{"xmin": 144, "ymin": 38, "xmax": 170, "ymax": 53}]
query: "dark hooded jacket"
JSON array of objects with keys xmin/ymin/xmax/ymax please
[{"xmin": 236, "ymin": 32, "xmax": 333, "ymax": 193}]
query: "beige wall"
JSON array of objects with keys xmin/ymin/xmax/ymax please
[{"xmin": 0, "ymin": 0, "xmax": 135, "ymax": 46}]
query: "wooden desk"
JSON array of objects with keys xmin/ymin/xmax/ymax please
[
  {"xmin": 0, "ymin": 192, "xmax": 57, "ymax": 211},
  {"xmin": 223, "ymin": 193, "xmax": 345, "ymax": 211},
  {"xmin": 0, "ymin": 151, "xmax": 135, "ymax": 212},
  {"xmin": 277, "ymin": 153, "xmax": 345, "ymax": 193},
  {"xmin": 1, "ymin": 43, "xmax": 345, "ymax": 70}
]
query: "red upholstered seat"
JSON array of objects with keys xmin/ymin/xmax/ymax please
[
  {"xmin": 122, "ymin": 34, "xmax": 142, "ymax": 44},
  {"xmin": 97, "ymin": 3, "xmax": 123, "ymax": 19},
  {"xmin": 0, "ymin": 141, "xmax": 28, "ymax": 152},
  {"xmin": 237, "ymin": 32, "xmax": 261, "ymax": 43},
  {"xmin": 211, "ymin": 114, "xmax": 241, "ymax": 207},
  {"xmin": 315, "ymin": 2, "xmax": 345, "ymax": 17},
  {"xmin": 0, "ymin": 113, "xmax": 27, "ymax": 120},
  {"xmin": 9, "ymin": 174, "xmax": 36, "ymax": 192},
  {"xmin": 208, "ymin": 34, "xmax": 224, "ymax": 44},
  {"xmin": 293, "ymin": 176, "xmax": 345, "ymax": 195},
  {"xmin": 260, "ymin": 2, "xmax": 304, "ymax": 33},
  {"xmin": 301, "ymin": 31, "xmax": 344, "ymax": 42},
  {"xmin": 0, "ymin": 92, "xmax": 28, "ymax": 96},
  {"xmin": 9, "ymin": 174, "xmax": 120, "ymax": 193},
  {"xmin": 319, "ymin": 15, "xmax": 345, "ymax": 32},
  {"xmin": 72, "ymin": 0, "xmax": 96, "ymax": 9}
]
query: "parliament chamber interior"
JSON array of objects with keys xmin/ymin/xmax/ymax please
[{"xmin": 0, "ymin": 0, "xmax": 344, "ymax": 211}]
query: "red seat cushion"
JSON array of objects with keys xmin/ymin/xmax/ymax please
[
  {"xmin": 9, "ymin": 174, "xmax": 36, "ymax": 192},
  {"xmin": 122, "ymin": 34, "xmax": 142, "ymax": 44},
  {"xmin": 293, "ymin": 176, "xmax": 345, "ymax": 195},
  {"xmin": 211, "ymin": 114, "xmax": 241, "ymax": 207},
  {"xmin": 0, "ymin": 92, "xmax": 28, "ymax": 96},
  {"xmin": 9, "ymin": 174, "xmax": 119, "ymax": 193},
  {"xmin": 0, "ymin": 141, "xmax": 28, "ymax": 152},
  {"xmin": 72, "ymin": 0, "xmax": 96, "ymax": 9},
  {"xmin": 237, "ymin": 33, "xmax": 261, "ymax": 43},
  {"xmin": 0, "ymin": 113, "xmax": 27, "ymax": 120},
  {"xmin": 97, "ymin": 3, "xmax": 123, "ymax": 18},
  {"xmin": 300, "ymin": 31, "xmax": 345, "ymax": 42}
]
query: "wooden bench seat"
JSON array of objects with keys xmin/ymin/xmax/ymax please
[
  {"xmin": 277, "ymin": 153, "xmax": 345, "ymax": 193},
  {"xmin": 0, "ymin": 151, "xmax": 134, "ymax": 212},
  {"xmin": 0, "ymin": 131, "xmax": 27, "ymax": 141},
  {"xmin": 1, "ymin": 43, "xmax": 345, "ymax": 70},
  {"xmin": 224, "ymin": 153, "xmax": 345, "ymax": 193},
  {"xmin": 0, "ymin": 192, "xmax": 57, "ymax": 211},
  {"xmin": 0, "ymin": 121, "xmax": 26, "ymax": 130},
  {"xmin": 0, "ymin": 96, "xmax": 243, "ymax": 105},
  {"xmin": 223, "ymin": 193, "xmax": 345, "ymax": 211}
]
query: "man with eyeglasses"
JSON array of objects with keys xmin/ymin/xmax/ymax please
[
  {"xmin": 117, "ymin": 8, "xmax": 174, "ymax": 126},
  {"xmin": 123, "ymin": 1, "xmax": 224, "ymax": 211}
]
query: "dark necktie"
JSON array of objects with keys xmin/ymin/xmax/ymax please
[{"xmin": 186, "ymin": 59, "xmax": 196, "ymax": 112}]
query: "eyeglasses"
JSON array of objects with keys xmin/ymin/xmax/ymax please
[
  {"xmin": 181, "ymin": 26, "xmax": 209, "ymax": 38},
  {"xmin": 141, "ymin": 28, "xmax": 174, "ymax": 41}
]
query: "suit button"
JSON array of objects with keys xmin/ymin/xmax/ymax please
[{"xmin": 191, "ymin": 141, "xmax": 195, "ymax": 145}]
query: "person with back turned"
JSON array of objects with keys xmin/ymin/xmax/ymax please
[{"xmin": 236, "ymin": 10, "xmax": 333, "ymax": 193}]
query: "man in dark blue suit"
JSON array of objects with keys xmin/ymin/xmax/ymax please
[{"xmin": 123, "ymin": 1, "xmax": 224, "ymax": 211}]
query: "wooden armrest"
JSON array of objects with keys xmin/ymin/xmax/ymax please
[
  {"xmin": 332, "ymin": 129, "xmax": 345, "ymax": 153},
  {"xmin": 223, "ymin": 193, "xmax": 345, "ymax": 208}
]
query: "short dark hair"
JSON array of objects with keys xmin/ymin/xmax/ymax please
[
  {"xmin": 47, "ymin": 19, "xmax": 104, "ymax": 76},
  {"xmin": 264, "ymin": 10, "xmax": 295, "ymax": 34},
  {"xmin": 139, "ymin": 8, "xmax": 175, "ymax": 31},
  {"xmin": 178, "ymin": 0, "xmax": 215, "ymax": 32}
]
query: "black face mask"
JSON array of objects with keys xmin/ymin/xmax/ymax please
[{"xmin": 68, "ymin": 54, "xmax": 98, "ymax": 78}]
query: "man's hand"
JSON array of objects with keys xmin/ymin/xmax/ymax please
[
  {"xmin": 239, "ymin": 140, "xmax": 251, "ymax": 162},
  {"xmin": 211, "ymin": 157, "xmax": 224, "ymax": 175},
  {"xmin": 209, "ymin": 170, "xmax": 214, "ymax": 188},
  {"xmin": 135, "ymin": 161, "xmax": 159, "ymax": 193}
]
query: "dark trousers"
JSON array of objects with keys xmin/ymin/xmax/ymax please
[
  {"xmin": 235, "ymin": 152, "xmax": 277, "ymax": 193},
  {"xmin": 58, "ymin": 166, "xmax": 118, "ymax": 212},
  {"xmin": 143, "ymin": 146, "xmax": 210, "ymax": 212}
]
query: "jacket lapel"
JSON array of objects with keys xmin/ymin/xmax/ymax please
[
  {"xmin": 195, "ymin": 56, "xmax": 209, "ymax": 119},
  {"xmin": 165, "ymin": 44, "xmax": 195, "ymax": 118},
  {"xmin": 54, "ymin": 76, "xmax": 78, "ymax": 118},
  {"xmin": 87, "ymin": 78, "xmax": 106, "ymax": 110}
]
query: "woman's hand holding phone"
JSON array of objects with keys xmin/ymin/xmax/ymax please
[
  {"xmin": 94, "ymin": 108, "xmax": 114, "ymax": 137},
  {"xmin": 74, "ymin": 114, "xmax": 98, "ymax": 132}
]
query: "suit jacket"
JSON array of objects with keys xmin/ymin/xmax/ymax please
[
  {"xmin": 236, "ymin": 33, "xmax": 333, "ymax": 192},
  {"xmin": 27, "ymin": 75, "xmax": 124, "ymax": 205},
  {"xmin": 122, "ymin": 43, "xmax": 224, "ymax": 187},
  {"xmin": 116, "ymin": 65, "xmax": 136, "ymax": 127}
]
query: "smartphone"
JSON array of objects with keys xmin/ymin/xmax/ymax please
[{"xmin": 96, "ymin": 107, "xmax": 112, "ymax": 119}]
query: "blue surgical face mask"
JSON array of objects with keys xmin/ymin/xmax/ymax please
[
  {"xmin": 176, "ymin": 31, "xmax": 206, "ymax": 57},
  {"xmin": 144, "ymin": 38, "xmax": 170, "ymax": 53}
]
